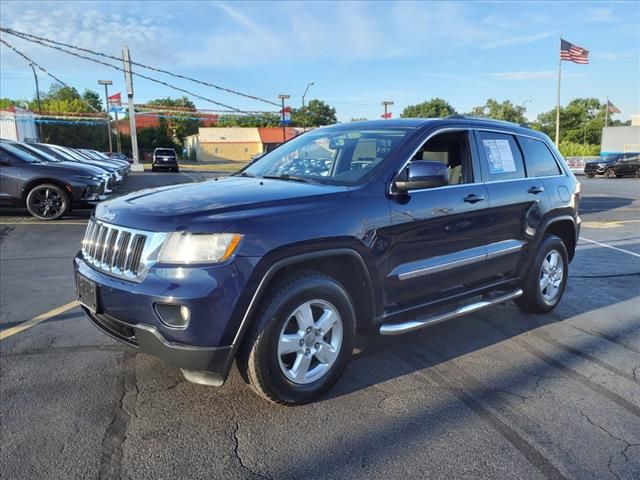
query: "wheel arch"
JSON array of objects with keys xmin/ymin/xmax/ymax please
[
  {"xmin": 22, "ymin": 178, "xmax": 74, "ymax": 203},
  {"xmin": 541, "ymin": 216, "xmax": 577, "ymax": 261},
  {"xmin": 232, "ymin": 248, "xmax": 376, "ymax": 349}
]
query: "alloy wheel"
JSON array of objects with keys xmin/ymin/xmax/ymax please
[
  {"xmin": 539, "ymin": 249, "xmax": 564, "ymax": 303},
  {"xmin": 28, "ymin": 187, "xmax": 65, "ymax": 219},
  {"xmin": 277, "ymin": 299, "xmax": 343, "ymax": 385}
]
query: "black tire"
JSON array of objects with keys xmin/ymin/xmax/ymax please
[
  {"xmin": 516, "ymin": 234, "xmax": 568, "ymax": 313},
  {"xmin": 606, "ymin": 168, "xmax": 616, "ymax": 179},
  {"xmin": 25, "ymin": 183, "xmax": 69, "ymax": 220},
  {"xmin": 237, "ymin": 272, "xmax": 356, "ymax": 405},
  {"xmin": 635, "ymin": 168, "xmax": 640, "ymax": 179}
]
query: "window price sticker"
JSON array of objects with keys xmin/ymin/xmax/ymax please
[{"xmin": 482, "ymin": 139, "xmax": 516, "ymax": 173}]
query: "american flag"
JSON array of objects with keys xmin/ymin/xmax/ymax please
[
  {"xmin": 607, "ymin": 100, "xmax": 621, "ymax": 114},
  {"xmin": 560, "ymin": 39, "xmax": 589, "ymax": 64}
]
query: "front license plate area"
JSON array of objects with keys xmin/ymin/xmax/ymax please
[{"xmin": 77, "ymin": 274, "xmax": 101, "ymax": 314}]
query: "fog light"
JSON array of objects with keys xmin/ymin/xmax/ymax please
[{"xmin": 154, "ymin": 303, "xmax": 190, "ymax": 328}]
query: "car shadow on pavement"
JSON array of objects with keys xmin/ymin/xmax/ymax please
[
  {"xmin": 579, "ymin": 196, "xmax": 634, "ymax": 213},
  {"xmin": 323, "ymin": 243, "xmax": 640, "ymax": 403}
]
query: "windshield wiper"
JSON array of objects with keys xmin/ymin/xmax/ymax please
[
  {"xmin": 262, "ymin": 174, "xmax": 316, "ymax": 184},
  {"xmin": 234, "ymin": 171, "xmax": 255, "ymax": 177}
]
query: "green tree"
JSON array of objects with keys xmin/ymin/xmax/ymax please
[
  {"xmin": 532, "ymin": 97, "xmax": 612, "ymax": 146},
  {"xmin": 218, "ymin": 113, "xmax": 281, "ymax": 127},
  {"xmin": 143, "ymin": 97, "xmax": 200, "ymax": 143},
  {"xmin": 468, "ymin": 99, "xmax": 527, "ymax": 124},
  {"xmin": 293, "ymin": 99, "xmax": 337, "ymax": 127},
  {"xmin": 400, "ymin": 98, "xmax": 456, "ymax": 118}
]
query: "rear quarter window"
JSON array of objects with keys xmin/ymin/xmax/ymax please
[{"xmin": 518, "ymin": 136, "xmax": 562, "ymax": 177}]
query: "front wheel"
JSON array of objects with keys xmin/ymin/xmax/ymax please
[
  {"xmin": 516, "ymin": 235, "xmax": 568, "ymax": 313},
  {"xmin": 25, "ymin": 183, "xmax": 69, "ymax": 220},
  {"xmin": 606, "ymin": 168, "xmax": 616, "ymax": 179},
  {"xmin": 237, "ymin": 273, "xmax": 355, "ymax": 405}
]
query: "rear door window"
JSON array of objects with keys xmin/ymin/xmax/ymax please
[
  {"xmin": 518, "ymin": 136, "xmax": 562, "ymax": 177},
  {"xmin": 476, "ymin": 131, "xmax": 526, "ymax": 181}
]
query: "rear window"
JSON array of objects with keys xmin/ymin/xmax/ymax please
[
  {"xmin": 518, "ymin": 137, "xmax": 562, "ymax": 177},
  {"xmin": 155, "ymin": 149, "xmax": 176, "ymax": 156},
  {"xmin": 476, "ymin": 131, "xmax": 526, "ymax": 181}
]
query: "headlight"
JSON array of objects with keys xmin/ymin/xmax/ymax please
[
  {"xmin": 158, "ymin": 233, "xmax": 243, "ymax": 264},
  {"xmin": 76, "ymin": 175, "xmax": 100, "ymax": 181}
]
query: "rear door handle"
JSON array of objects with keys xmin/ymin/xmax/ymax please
[
  {"xmin": 463, "ymin": 194, "xmax": 485, "ymax": 203},
  {"xmin": 528, "ymin": 186, "xmax": 545, "ymax": 194}
]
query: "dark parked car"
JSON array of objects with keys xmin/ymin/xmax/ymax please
[
  {"xmin": 105, "ymin": 152, "xmax": 133, "ymax": 163},
  {"xmin": 584, "ymin": 156, "xmax": 619, "ymax": 178},
  {"xmin": 152, "ymin": 148, "xmax": 179, "ymax": 172},
  {"xmin": 75, "ymin": 118, "xmax": 580, "ymax": 404},
  {"xmin": 10, "ymin": 142, "xmax": 115, "ymax": 195},
  {"xmin": 612, "ymin": 153, "xmax": 640, "ymax": 178},
  {"xmin": 0, "ymin": 140, "xmax": 107, "ymax": 220}
]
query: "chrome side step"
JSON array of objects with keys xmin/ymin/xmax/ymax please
[{"xmin": 379, "ymin": 288, "xmax": 523, "ymax": 336}]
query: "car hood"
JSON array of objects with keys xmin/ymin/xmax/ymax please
[
  {"xmin": 94, "ymin": 176, "xmax": 351, "ymax": 231},
  {"xmin": 48, "ymin": 161, "xmax": 107, "ymax": 176}
]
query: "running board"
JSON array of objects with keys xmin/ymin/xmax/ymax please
[{"xmin": 379, "ymin": 289, "xmax": 523, "ymax": 336}]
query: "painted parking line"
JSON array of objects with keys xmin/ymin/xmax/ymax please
[
  {"xmin": 580, "ymin": 237, "xmax": 640, "ymax": 259},
  {"xmin": 0, "ymin": 300, "xmax": 79, "ymax": 341}
]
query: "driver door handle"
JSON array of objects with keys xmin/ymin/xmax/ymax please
[
  {"xmin": 463, "ymin": 194, "xmax": 485, "ymax": 204},
  {"xmin": 528, "ymin": 186, "xmax": 545, "ymax": 194}
]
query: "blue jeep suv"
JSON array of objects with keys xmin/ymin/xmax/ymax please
[{"xmin": 75, "ymin": 118, "xmax": 580, "ymax": 404}]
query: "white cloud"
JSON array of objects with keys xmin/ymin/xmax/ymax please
[
  {"xmin": 482, "ymin": 71, "xmax": 587, "ymax": 81},
  {"xmin": 593, "ymin": 51, "xmax": 637, "ymax": 61},
  {"xmin": 481, "ymin": 32, "xmax": 553, "ymax": 49},
  {"xmin": 585, "ymin": 7, "xmax": 617, "ymax": 22}
]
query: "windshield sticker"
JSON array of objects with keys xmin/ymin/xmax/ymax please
[{"xmin": 482, "ymin": 139, "xmax": 516, "ymax": 173}]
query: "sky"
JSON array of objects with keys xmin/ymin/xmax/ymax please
[{"xmin": 0, "ymin": 0, "xmax": 639, "ymax": 122}]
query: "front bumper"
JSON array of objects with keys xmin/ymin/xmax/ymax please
[
  {"xmin": 584, "ymin": 164, "xmax": 607, "ymax": 175},
  {"xmin": 83, "ymin": 307, "xmax": 234, "ymax": 382},
  {"xmin": 74, "ymin": 254, "xmax": 258, "ymax": 381}
]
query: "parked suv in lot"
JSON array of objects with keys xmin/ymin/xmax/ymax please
[
  {"xmin": 152, "ymin": 148, "xmax": 179, "ymax": 172},
  {"xmin": 75, "ymin": 118, "xmax": 580, "ymax": 404}
]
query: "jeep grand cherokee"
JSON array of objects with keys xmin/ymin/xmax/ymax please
[{"xmin": 75, "ymin": 118, "xmax": 580, "ymax": 405}]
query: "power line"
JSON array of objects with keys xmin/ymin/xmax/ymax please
[
  {"xmin": 0, "ymin": 37, "xmax": 102, "ymax": 114},
  {"xmin": 0, "ymin": 27, "xmax": 280, "ymax": 107},
  {"xmin": 1, "ymin": 31, "xmax": 260, "ymax": 116}
]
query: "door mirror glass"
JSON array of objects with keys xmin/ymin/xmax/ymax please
[{"xmin": 394, "ymin": 160, "xmax": 449, "ymax": 192}]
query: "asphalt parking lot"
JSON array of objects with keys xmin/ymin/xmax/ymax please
[{"xmin": 1, "ymin": 173, "xmax": 639, "ymax": 480}]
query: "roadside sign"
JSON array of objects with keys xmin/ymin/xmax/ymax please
[{"xmin": 281, "ymin": 106, "xmax": 291, "ymax": 125}]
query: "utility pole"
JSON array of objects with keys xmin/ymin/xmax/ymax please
[
  {"xmin": 28, "ymin": 63, "xmax": 43, "ymax": 141},
  {"xmin": 98, "ymin": 80, "xmax": 113, "ymax": 152},
  {"xmin": 555, "ymin": 36, "xmax": 563, "ymax": 146},
  {"xmin": 114, "ymin": 108, "xmax": 122, "ymax": 153},
  {"xmin": 381, "ymin": 100, "xmax": 394, "ymax": 119},
  {"xmin": 278, "ymin": 94, "xmax": 290, "ymax": 143},
  {"xmin": 302, "ymin": 82, "xmax": 314, "ymax": 132},
  {"xmin": 122, "ymin": 47, "xmax": 142, "ymax": 171}
]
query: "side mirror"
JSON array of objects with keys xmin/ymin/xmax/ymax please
[{"xmin": 394, "ymin": 160, "xmax": 448, "ymax": 192}]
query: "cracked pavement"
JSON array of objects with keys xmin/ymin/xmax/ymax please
[{"xmin": 1, "ymin": 175, "xmax": 639, "ymax": 479}]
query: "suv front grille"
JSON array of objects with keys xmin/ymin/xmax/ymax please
[
  {"xmin": 81, "ymin": 219, "xmax": 161, "ymax": 281},
  {"xmin": 98, "ymin": 181, "xmax": 106, "ymax": 195}
]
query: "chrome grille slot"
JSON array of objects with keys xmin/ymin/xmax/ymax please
[
  {"xmin": 114, "ymin": 231, "xmax": 131, "ymax": 270},
  {"xmin": 80, "ymin": 219, "xmax": 163, "ymax": 282}
]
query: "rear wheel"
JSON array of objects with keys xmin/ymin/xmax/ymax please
[
  {"xmin": 516, "ymin": 235, "xmax": 568, "ymax": 313},
  {"xmin": 635, "ymin": 168, "xmax": 640, "ymax": 178},
  {"xmin": 25, "ymin": 183, "xmax": 69, "ymax": 220},
  {"xmin": 237, "ymin": 272, "xmax": 355, "ymax": 405}
]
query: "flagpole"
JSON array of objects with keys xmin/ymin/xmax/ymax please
[
  {"xmin": 555, "ymin": 36, "xmax": 562, "ymax": 146},
  {"xmin": 605, "ymin": 96, "xmax": 609, "ymax": 128}
]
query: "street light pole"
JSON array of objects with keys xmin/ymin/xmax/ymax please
[
  {"xmin": 302, "ymin": 82, "xmax": 314, "ymax": 132},
  {"xmin": 28, "ymin": 63, "xmax": 43, "ymax": 140},
  {"xmin": 278, "ymin": 94, "xmax": 290, "ymax": 143},
  {"xmin": 381, "ymin": 100, "xmax": 394, "ymax": 119},
  {"xmin": 98, "ymin": 80, "xmax": 113, "ymax": 152}
]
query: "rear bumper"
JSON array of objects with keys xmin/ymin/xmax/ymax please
[{"xmin": 83, "ymin": 307, "xmax": 234, "ymax": 381}]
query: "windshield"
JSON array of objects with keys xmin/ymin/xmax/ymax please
[
  {"xmin": 241, "ymin": 127, "xmax": 411, "ymax": 186},
  {"xmin": 1, "ymin": 142, "xmax": 46, "ymax": 164},
  {"xmin": 14, "ymin": 144, "xmax": 61, "ymax": 163},
  {"xmin": 155, "ymin": 149, "xmax": 176, "ymax": 156}
]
